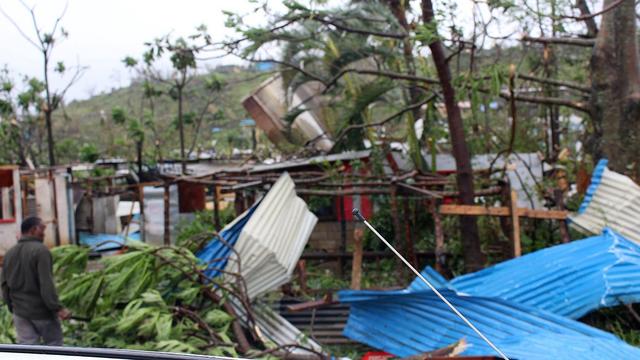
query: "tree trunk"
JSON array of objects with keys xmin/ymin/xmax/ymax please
[
  {"xmin": 177, "ymin": 86, "xmax": 186, "ymax": 174},
  {"xmin": 45, "ymin": 109, "xmax": 55, "ymax": 166},
  {"xmin": 589, "ymin": 0, "xmax": 640, "ymax": 178},
  {"xmin": 44, "ymin": 52, "xmax": 56, "ymax": 167},
  {"xmin": 422, "ymin": 0, "xmax": 484, "ymax": 271},
  {"xmin": 387, "ymin": 0, "xmax": 428, "ymax": 172}
]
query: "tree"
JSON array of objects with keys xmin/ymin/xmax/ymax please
[
  {"xmin": 111, "ymin": 106, "xmax": 145, "ymax": 173},
  {"xmin": 589, "ymin": 0, "xmax": 640, "ymax": 177},
  {"xmin": 138, "ymin": 27, "xmax": 213, "ymax": 174},
  {"xmin": 123, "ymin": 37, "xmax": 223, "ymax": 172},
  {"xmin": 0, "ymin": 1, "xmax": 85, "ymax": 166},
  {"xmin": 220, "ymin": 0, "xmax": 487, "ymax": 270}
]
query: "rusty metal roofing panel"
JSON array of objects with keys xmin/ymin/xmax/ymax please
[{"xmin": 570, "ymin": 159, "xmax": 640, "ymax": 244}]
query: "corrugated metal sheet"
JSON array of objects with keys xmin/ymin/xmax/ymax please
[
  {"xmin": 196, "ymin": 172, "xmax": 321, "ymax": 355},
  {"xmin": 242, "ymin": 75, "xmax": 334, "ymax": 152},
  {"xmin": 410, "ymin": 228, "xmax": 640, "ymax": 319},
  {"xmin": 225, "ymin": 172, "xmax": 318, "ymax": 299},
  {"xmin": 197, "ymin": 205, "xmax": 259, "ymax": 279},
  {"xmin": 571, "ymin": 159, "xmax": 640, "ymax": 244},
  {"xmin": 338, "ymin": 288, "xmax": 640, "ymax": 359},
  {"xmin": 235, "ymin": 302, "xmax": 324, "ymax": 356}
]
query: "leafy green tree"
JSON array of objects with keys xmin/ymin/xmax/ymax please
[
  {"xmin": 0, "ymin": 2, "xmax": 85, "ymax": 166},
  {"xmin": 138, "ymin": 27, "xmax": 213, "ymax": 173}
]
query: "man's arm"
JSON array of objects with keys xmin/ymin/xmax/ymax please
[
  {"xmin": 36, "ymin": 248, "xmax": 63, "ymax": 312},
  {"xmin": 1, "ymin": 269, "xmax": 12, "ymax": 312}
]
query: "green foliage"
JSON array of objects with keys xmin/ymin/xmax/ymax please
[
  {"xmin": 111, "ymin": 106, "xmax": 128, "ymax": 125},
  {"xmin": 79, "ymin": 143, "xmax": 100, "ymax": 163},
  {"xmin": 37, "ymin": 242, "xmax": 243, "ymax": 356},
  {"xmin": 415, "ymin": 21, "xmax": 441, "ymax": 45}
]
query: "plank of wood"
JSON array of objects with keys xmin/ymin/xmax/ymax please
[
  {"xmin": 439, "ymin": 204, "xmax": 568, "ymax": 220},
  {"xmin": 510, "ymin": 190, "xmax": 521, "ymax": 258}
]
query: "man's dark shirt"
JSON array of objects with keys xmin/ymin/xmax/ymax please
[{"xmin": 1, "ymin": 236, "xmax": 62, "ymax": 319}]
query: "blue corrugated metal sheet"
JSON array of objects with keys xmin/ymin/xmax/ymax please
[
  {"xmin": 409, "ymin": 228, "xmax": 640, "ymax": 319},
  {"xmin": 196, "ymin": 204, "xmax": 258, "ymax": 279},
  {"xmin": 78, "ymin": 231, "xmax": 141, "ymax": 252},
  {"xmin": 339, "ymin": 288, "xmax": 640, "ymax": 359}
]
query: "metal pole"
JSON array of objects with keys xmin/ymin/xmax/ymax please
[{"xmin": 352, "ymin": 208, "xmax": 509, "ymax": 360}]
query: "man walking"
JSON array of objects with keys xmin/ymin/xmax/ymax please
[{"xmin": 1, "ymin": 216, "xmax": 71, "ymax": 346}]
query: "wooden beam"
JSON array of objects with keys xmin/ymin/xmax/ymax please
[
  {"xmin": 429, "ymin": 199, "xmax": 446, "ymax": 274},
  {"xmin": 439, "ymin": 204, "xmax": 568, "ymax": 220},
  {"xmin": 510, "ymin": 190, "xmax": 521, "ymax": 258},
  {"xmin": 163, "ymin": 183, "xmax": 171, "ymax": 246},
  {"xmin": 350, "ymin": 227, "xmax": 364, "ymax": 290}
]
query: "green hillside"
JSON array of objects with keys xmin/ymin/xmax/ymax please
[{"xmin": 54, "ymin": 66, "xmax": 270, "ymax": 164}]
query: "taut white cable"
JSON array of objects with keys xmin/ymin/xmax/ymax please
[{"xmin": 352, "ymin": 208, "xmax": 509, "ymax": 360}]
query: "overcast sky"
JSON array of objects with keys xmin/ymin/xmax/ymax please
[
  {"xmin": 0, "ymin": 0, "xmax": 264, "ymax": 101},
  {"xmin": 0, "ymin": 0, "xmax": 489, "ymax": 102}
]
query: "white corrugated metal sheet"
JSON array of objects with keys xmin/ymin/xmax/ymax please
[
  {"xmin": 225, "ymin": 172, "xmax": 318, "ymax": 299},
  {"xmin": 570, "ymin": 159, "xmax": 640, "ymax": 244}
]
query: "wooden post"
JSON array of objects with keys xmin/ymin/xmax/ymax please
[
  {"xmin": 351, "ymin": 227, "xmax": 364, "ymax": 290},
  {"xmin": 234, "ymin": 191, "xmax": 245, "ymax": 216},
  {"xmin": 87, "ymin": 178, "xmax": 94, "ymax": 234},
  {"xmin": 21, "ymin": 180, "xmax": 28, "ymax": 218},
  {"xmin": 138, "ymin": 184, "xmax": 146, "ymax": 243},
  {"xmin": 1, "ymin": 187, "xmax": 10, "ymax": 219},
  {"xmin": 338, "ymin": 194, "xmax": 347, "ymax": 277},
  {"xmin": 510, "ymin": 190, "xmax": 521, "ymax": 257},
  {"xmin": 554, "ymin": 189, "xmax": 571, "ymax": 243},
  {"xmin": 49, "ymin": 170, "xmax": 61, "ymax": 247},
  {"xmin": 213, "ymin": 184, "xmax": 221, "ymax": 230},
  {"xmin": 390, "ymin": 185, "xmax": 406, "ymax": 282},
  {"xmin": 430, "ymin": 199, "xmax": 445, "ymax": 274},
  {"xmin": 163, "ymin": 183, "xmax": 171, "ymax": 246},
  {"xmin": 403, "ymin": 197, "xmax": 417, "ymax": 267},
  {"xmin": 297, "ymin": 260, "xmax": 308, "ymax": 294}
]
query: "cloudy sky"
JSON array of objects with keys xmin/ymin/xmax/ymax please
[
  {"xmin": 0, "ymin": 0, "xmax": 490, "ymax": 102},
  {"xmin": 0, "ymin": 0, "xmax": 265, "ymax": 101}
]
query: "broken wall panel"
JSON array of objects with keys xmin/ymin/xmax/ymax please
[
  {"xmin": 178, "ymin": 181, "xmax": 205, "ymax": 213},
  {"xmin": 35, "ymin": 177, "xmax": 57, "ymax": 247},
  {"xmin": 0, "ymin": 166, "xmax": 21, "ymax": 258},
  {"xmin": 35, "ymin": 173, "xmax": 73, "ymax": 247},
  {"xmin": 92, "ymin": 196, "xmax": 121, "ymax": 234},
  {"xmin": 143, "ymin": 185, "xmax": 179, "ymax": 246}
]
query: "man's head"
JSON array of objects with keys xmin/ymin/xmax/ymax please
[{"xmin": 21, "ymin": 216, "xmax": 46, "ymax": 240}]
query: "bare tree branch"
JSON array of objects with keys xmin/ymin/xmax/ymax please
[
  {"xmin": 313, "ymin": 16, "xmax": 407, "ymax": 39},
  {"xmin": 330, "ymin": 95, "xmax": 436, "ymax": 151},
  {"xmin": 518, "ymin": 73, "xmax": 590, "ymax": 93},
  {"xmin": 499, "ymin": 90, "xmax": 589, "ymax": 112},
  {"xmin": 521, "ymin": 35, "xmax": 596, "ymax": 47},
  {"xmin": 565, "ymin": 0, "xmax": 624, "ymax": 21},
  {"xmin": 0, "ymin": 4, "xmax": 40, "ymax": 49}
]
